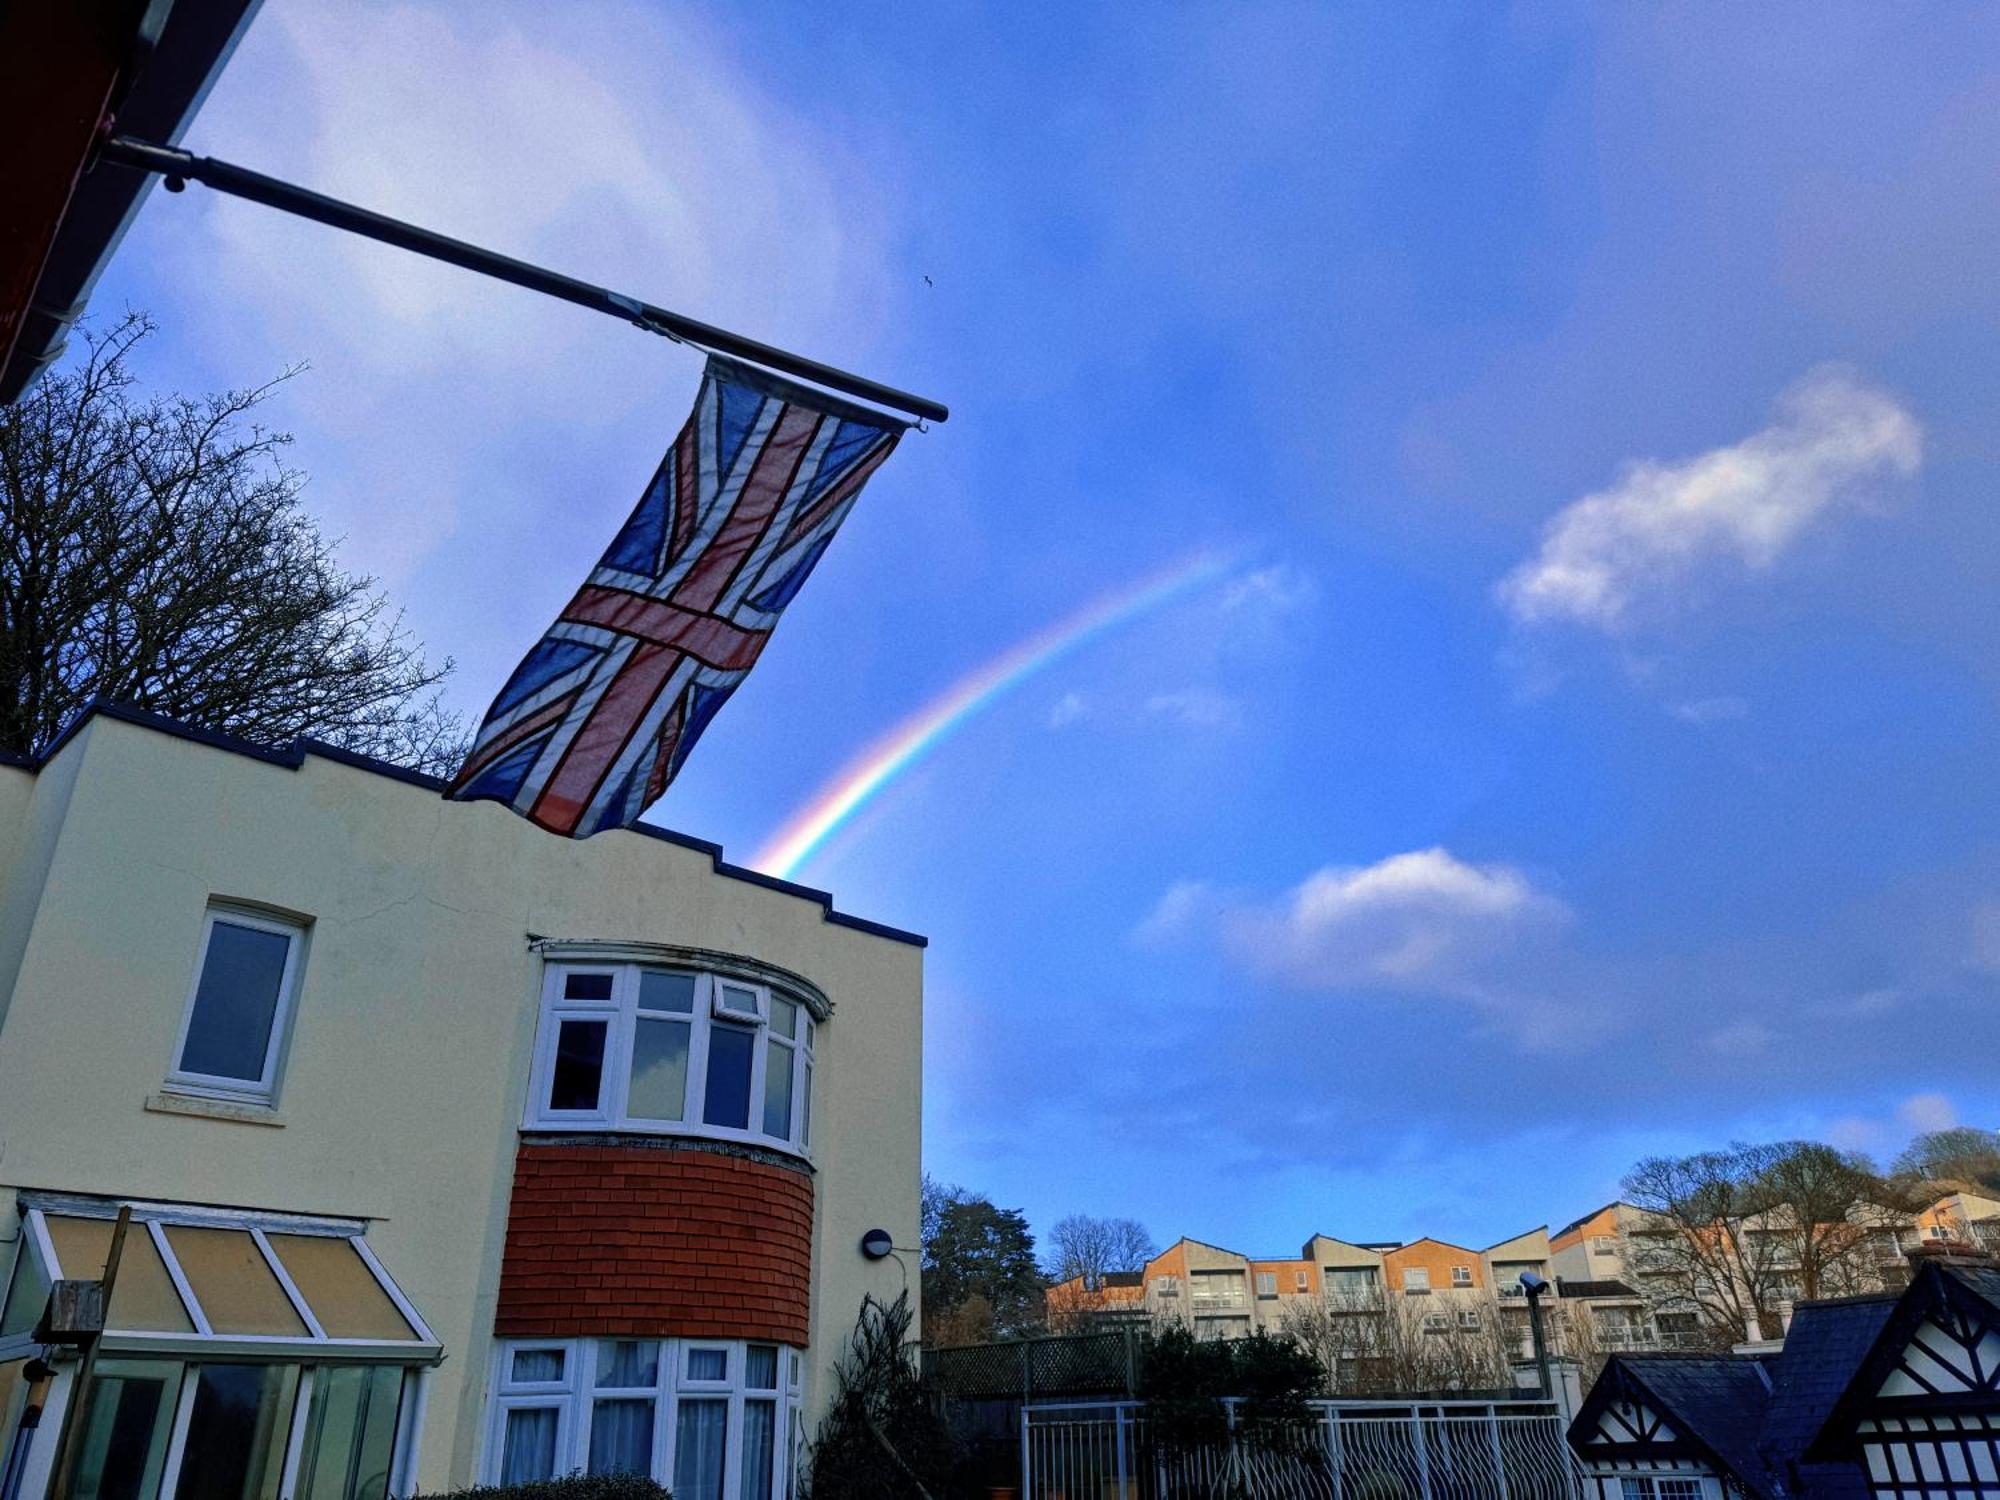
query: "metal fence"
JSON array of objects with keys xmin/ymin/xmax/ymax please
[{"xmin": 1022, "ymin": 1399, "xmax": 1588, "ymax": 1500}]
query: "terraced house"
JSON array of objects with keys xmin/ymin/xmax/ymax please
[{"xmin": 0, "ymin": 707, "xmax": 924, "ymax": 1500}]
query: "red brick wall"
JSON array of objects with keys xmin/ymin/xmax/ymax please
[{"xmin": 496, "ymin": 1142, "xmax": 815, "ymax": 1345}]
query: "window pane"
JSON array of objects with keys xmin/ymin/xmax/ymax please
[
  {"xmin": 596, "ymin": 1339, "xmax": 659, "ymax": 1388},
  {"xmin": 745, "ymin": 1346, "xmax": 778, "ymax": 1390},
  {"xmin": 589, "ymin": 1398, "xmax": 655, "ymax": 1475},
  {"xmin": 638, "ymin": 971, "xmax": 696, "ymax": 1013},
  {"xmin": 0, "ymin": 1241, "xmax": 49, "ymax": 1338},
  {"xmin": 296, "ymin": 1365, "xmax": 404, "ymax": 1500},
  {"xmin": 703, "ymin": 1025, "xmax": 754, "ymax": 1129},
  {"xmin": 511, "ymin": 1349, "xmax": 565, "ymax": 1384},
  {"xmin": 265, "ymin": 1234, "xmax": 414, "ymax": 1341},
  {"xmin": 550, "ymin": 1019, "xmax": 608, "ymax": 1111},
  {"xmin": 717, "ymin": 983, "xmax": 758, "ymax": 1016},
  {"xmin": 44, "ymin": 1217, "xmax": 192, "ymax": 1334},
  {"xmin": 741, "ymin": 1399, "xmax": 776, "ymax": 1500},
  {"xmin": 161, "ymin": 1226, "xmax": 306, "ymax": 1337},
  {"xmin": 674, "ymin": 1398, "xmax": 728, "ymax": 1500},
  {"xmin": 801, "ymin": 1061, "xmax": 813, "ymax": 1147},
  {"xmin": 74, "ymin": 1361, "xmax": 181, "ymax": 1500},
  {"xmin": 172, "ymin": 1363, "xmax": 298, "ymax": 1500},
  {"xmin": 686, "ymin": 1348, "xmax": 727, "ymax": 1381},
  {"xmin": 178, "ymin": 920, "xmax": 291, "ymax": 1083},
  {"xmin": 761, "ymin": 1040, "xmax": 794, "ymax": 1139},
  {"xmin": 564, "ymin": 973, "xmax": 614, "ymax": 1001},
  {"xmin": 770, "ymin": 997, "xmax": 798, "ymax": 1040},
  {"xmin": 628, "ymin": 1018, "xmax": 691, "ymax": 1122},
  {"xmin": 502, "ymin": 1407, "xmax": 559, "ymax": 1485}
]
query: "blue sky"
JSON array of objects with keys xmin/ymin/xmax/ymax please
[{"xmin": 94, "ymin": 1, "xmax": 2000, "ymax": 1257}]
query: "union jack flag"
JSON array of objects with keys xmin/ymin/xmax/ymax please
[{"xmin": 447, "ymin": 356, "xmax": 903, "ymax": 837}]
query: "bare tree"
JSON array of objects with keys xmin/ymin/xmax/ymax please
[
  {"xmin": 1622, "ymin": 1141, "xmax": 1907, "ymax": 1345},
  {"xmin": 1044, "ymin": 1214, "xmax": 1158, "ymax": 1291},
  {"xmin": 1279, "ymin": 1293, "xmax": 1516, "ymax": 1396},
  {"xmin": 0, "ymin": 314, "xmax": 465, "ymax": 772}
]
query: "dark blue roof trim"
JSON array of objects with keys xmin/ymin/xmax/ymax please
[{"xmin": 18, "ymin": 702, "xmax": 927, "ymax": 948}]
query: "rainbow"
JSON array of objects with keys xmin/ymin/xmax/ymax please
[{"xmin": 750, "ymin": 548, "xmax": 1240, "ymax": 879}]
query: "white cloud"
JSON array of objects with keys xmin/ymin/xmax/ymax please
[
  {"xmin": 162, "ymin": 1, "xmax": 898, "ymax": 586},
  {"xmin": 1046, "ymin": 692, "xmax": 1090, "ymax": 729},
  {"xmin": 1971, "ymin": 900, "xmax": 2000, "ymax": 973},
  {"xmin": 1898, "ymin": 1092, "xmax": 1958, "ymax": 1134},
  {"xmin": 1669, "ymin": 695, "xmax": 1750, "ymax": 724},
  {"xmin": 1705, "ymin": 1019, "xmax": 1774, "ymax": 1055},
  {"xmin": 1498, "ymin": 367, "xmax": 1921, "ymax": 631},
  {"xmin": 1142, "ymin": 848, "xmax": 1569, "ymax": 993},
  {"xmin": 1221, "ymin": 563, "xmax": 1317, "ymax": 617},
  {"xmin": 1145, "ymin": 688, "xmax": 1242, "ymax": 731}
]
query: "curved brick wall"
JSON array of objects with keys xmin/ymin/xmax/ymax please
[{"xmin": 496, "ymin": 1140, "xmax": 815, "ymax": 1345}]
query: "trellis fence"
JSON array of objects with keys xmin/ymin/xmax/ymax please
[{"xmin": 1022, "ymin": 1398, "xmax": 1588, "ymax": 1500}]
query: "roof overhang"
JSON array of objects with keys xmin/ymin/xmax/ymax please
[{"xmin": 0, "ymin": 0, "xmax": 263, "ymax": 405}]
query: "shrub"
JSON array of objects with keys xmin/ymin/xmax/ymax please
[
  {"xmin": 803, "ymin": 1291, "xmax": 964, "ymax": 1499},
  {"xmin": 416, "ymin": 1475, "xmax": 671, "ymax": 1500}
]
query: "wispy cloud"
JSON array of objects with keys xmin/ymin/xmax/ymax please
[
  {"xmin": 1142, "ymin": 848, "xmax": 1569, "ymax": 993},
  {"xmin": 1145, "ymin": 688, "xmax": 1243, "ymax": 731},
  {"xmin": 1046, "ymin": 692, "xmax": 1090, "ymax": 729},
  {"xmin": 1498, "ymin": 367, "xmax": 1921, "ymax": 631},
  {"xmin": 1669, "ymin": 695, "xmax": 1750, "ymax": 724}
]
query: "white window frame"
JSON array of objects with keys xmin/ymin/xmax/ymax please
[
  {"xmin": 165, "ymin": 905, "xmax": 308, "ymax": 1105},
  {"xmin": 527, "ymin": 963, "xmax": 816, "ymax": 1157},
  {"xmin": 1402, "ymin": 1267, "xmax": 1431, "ymax": 1294},
  {"xmin": 483, "ymin": 1336, "xmax": 798, "ymax": 1499},
  {"xmin": 1255, "ymin": 1272, "xmax": 1277, "ymax": 1298},
  {"xmin": 1451, "ymin": 1265, "xmax": 1473, "ymax": 1287},
  {"xmin": 1294, "ymin": 1271, "xmax": 1310, "ymax": 1294}
]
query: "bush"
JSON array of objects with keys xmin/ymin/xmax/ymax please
[
  {"xmin": 803, "ymin": 1291, "xmax": 964, "ymax": 1499},
  {"xmin": 1139, "ymin": 1324, "xmax": 1325, "ymax": 1459},
  {"xmin": 417, "ymin": 1476, "xmax": 671, "ymax": 1500}
]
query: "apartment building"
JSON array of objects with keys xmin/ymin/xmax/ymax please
[
  {"xmin": 0, "ymin": 707, "xmax": 925, "ymax": 1500},
  {"xmin": 1048, "ymin": 1225, "xmax": 1559, "ymax": 1357},
  {"xmin": 1550, "ymin": 1191, "xmax": 2000, "ymax": 1352}
]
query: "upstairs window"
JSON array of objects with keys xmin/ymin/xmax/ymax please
[
  {"xmin": 1255, "ymin": 1272, "xmax": 1277, "ymax": 1299},
  {"xmin": 167, "ymin": 906, "xmax": 307, "ymax": 1105},
  {"xmin": 529, "ymin": 963, "xmax": 817, "ymax": 1154},
  {"xmin": 1451, "ymin": 1265, "xmax": 1473, "ymax": 1287},
  {"xmin": 1401, "ymin": 1267, "xmax": 1431, "ymax": 1295}
]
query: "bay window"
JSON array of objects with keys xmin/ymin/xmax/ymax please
[
  {"xmin": 486, "ymin": 1337, "xmax": 803, "ymax": 1499},
  {"xmin": 528, "ymin": 962, "xmax": 816, "ymax": 1154}
]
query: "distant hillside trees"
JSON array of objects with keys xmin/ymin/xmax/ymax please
[{"xmin": 0, "ymin": 314, "xmax": 463, "ymax": 771}]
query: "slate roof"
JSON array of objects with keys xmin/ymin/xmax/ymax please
[
  {"xmin": 1625, "ymin": 1355, "xmax": 1777, "ymax": 1494},
  {"xmin": 1573, "ymin": 1260, "xmax": 1999, "ymax": 1498},
  {"xmin": 1757, "ymin": 1296, "xmax": 1896, "ymax": 1499}
]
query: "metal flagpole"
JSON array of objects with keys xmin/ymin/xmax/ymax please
[{"xmin": 94, "ymin": 135, "xmax": 951, "ymax": 426}]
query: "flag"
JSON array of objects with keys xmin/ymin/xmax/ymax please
[{"xmin": 447, "ymin": 355, "xmax": 904, "ymax": 838}]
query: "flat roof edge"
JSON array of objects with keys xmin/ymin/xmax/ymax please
[{"xmin": 36, "ymin": 701, "xmax": 927, "ymax": 948}]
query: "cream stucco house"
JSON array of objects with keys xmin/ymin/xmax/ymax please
[{"xmin": 0, "ymin": 705, "xmax": 924, "ymax": 1499}]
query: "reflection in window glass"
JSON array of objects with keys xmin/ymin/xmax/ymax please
[
  {"xmin": 717, "ymin": 984, "xmax": 759, "ymax": 1016},
  {"xmin": 74, "ymin": 1362, "xmax": 182, "ymax": 1500},
  {"xmin": 703, "ymin": 1025, "xmax": 754, "ymax": 1129},
  {"xmin": 550, "ymin": 1019, "xmax": 608, "ymax": 1110},
  {"xmin": 740, "ymin": 1400, "xmax": 776, "ymax": 1500},
  {"xmin": 178, "ymin": 920, "xmax": 292, "ymax": 1084},
  {"xmin": 511, "ymin": 1349, "xmax": 564, "ymax": 1383},
  {"xmin": 638, "ymin": 971, "xmax": 696, "ymax": 1012},
  {"xmin": 564, "ymin": 973, "xmax": 614, "ymax": 1002},
  {"xmin": 1, "ymin": 1241, "xmax": 51, "ymax": 1338},
  {"xmin": 761, "ymin": 1038, "xmax": 793, "ymax": 1139},
  {"xmin": 597, "ymin": 1340, "xmax": 660, "ymax": 1387},
  {"xmin": 770, "ymin": 998, "xmax": 797, "ymax": 1040},
  {"xmin": 501, "ymin": 1408, "xmax": 559, "ymax": 1484},
  {"xmin": 674, "ymin": 1398, "xmax": 728, "ymax": 1500},
  {"xmin": 589, "ymin": 1398, "xmax": 654, "ymax": 1475},
  {"xmin": 295, "ymin": 1365, "xmax": 404, "ymax": 1500},
  {"xmin": 628, "ymin": 1018, "xmax": 691, "ymax": 1122},
  {"xmin": 173, "ymin": 1362, "xmax": 298, "ymax": 1500},
  {"xmin": 801, "ymin": 1061, "xmax": 812, "ymax": 1147}
]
